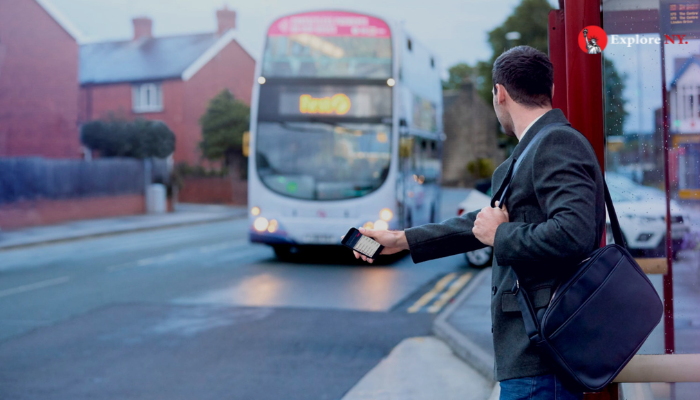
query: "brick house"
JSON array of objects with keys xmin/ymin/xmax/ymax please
[
  {"xmin": 0, "ymin": 0, "xmax": 82, "ymax": 158},
  {"xmin": 78, "ymin": 7, "xmax": 256, "ymax": 165}
]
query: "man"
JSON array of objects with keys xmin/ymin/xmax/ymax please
[{"xmin": 353, "ymin": 46, "xmax": 605, "ymax": 400}]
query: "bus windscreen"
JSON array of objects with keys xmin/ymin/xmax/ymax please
[{"xmin": 262, "ymin": 11, "xmax": 392, "ymax": 79}]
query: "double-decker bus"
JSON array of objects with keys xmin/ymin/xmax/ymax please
[{"xmin": 248, "ymin": 10, "xmax": 444, "ymax": 258}]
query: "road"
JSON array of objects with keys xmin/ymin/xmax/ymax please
[{"xmin": 0, "ymin": 188, "xmax": 476, "ymax": 400}]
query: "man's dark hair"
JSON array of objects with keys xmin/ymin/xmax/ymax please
[{"xmin": 492, "ymin": 46, "xmax": 554, "ymax": 108}]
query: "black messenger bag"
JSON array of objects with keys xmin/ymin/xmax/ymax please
[{"xmin": 499, "ymin": 124, "xmax": 664, "ymax": 392}]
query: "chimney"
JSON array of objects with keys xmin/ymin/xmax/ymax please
[
  {"xmin": 216, "ymin": 6, "xmax": 236, "ymax": 35},
  {"xmin": 132, "ymin": 17, "xmax": 153, "ymax": 40}
]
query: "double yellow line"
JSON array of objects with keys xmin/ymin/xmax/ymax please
[{"xmin": 407, "ymin": 272, "xmax": 473, "ymax": 313}]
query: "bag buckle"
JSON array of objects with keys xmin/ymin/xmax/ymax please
[{"xmin": 511, "ymin": 280, "xmax": 520, "ymax": 294}]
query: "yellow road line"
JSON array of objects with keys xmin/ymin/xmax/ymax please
[
  {"xmin": 427, "ymin": 272, "xmax": 473, "ymax": 313},
  {"xmin": 407, "ymin": 273, "xmax": 457, "ymax": 313}
]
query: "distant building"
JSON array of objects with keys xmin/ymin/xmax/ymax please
[
  {"xmin": 78, "ymin": 7, "xmax": 255, "ymax": 165},
  {"xmin": 441, "ymin": 82, "xmax": 504, "ymax": 187},
  {"xmin": 0, "ymin": 0, "xmax": 82, "ymax": 158},
  {"xmin": 668, "ymin": 54, "xmax": 700, "ymax": 200}
]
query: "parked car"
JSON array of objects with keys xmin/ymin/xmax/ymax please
[
  {"xmin": 605, "ymin": 173, "xmax": 690, "ymax": 259},
  {"xmin": 456, "ymin": 173, "xmax": 691, "ymax": 266},
  {"xmin": 457, "ymin": 189, "xmax": 493, "ymax": 268}
]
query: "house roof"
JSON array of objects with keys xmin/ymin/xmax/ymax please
[
  {"xmin": 80, "ymin": 29, "xmax": 249, "ymax": 85},
  {"xmin": 670, "ymin": 55, "xmax": 700, "ymax": 89}
]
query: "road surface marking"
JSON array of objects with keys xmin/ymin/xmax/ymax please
[
  {"xmin": 427, "ymin": 272, "xmax": 473, "ymax": 313},
  {"xmin": 407, "ymin": 273, "xmax": 456, "ymax": 313},
  {"xmin": 106, "ymin": 241, "xmax": 263, "ymax": 272},
  {"xmin": 0, "ymin": 276, "xmax": 70, "ymax": 299}
]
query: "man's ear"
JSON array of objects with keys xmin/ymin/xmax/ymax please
[
  {"xmin": 551, "ymin": 84, "xmax": 555, "ymax": 102},
  {"xmin": 496, "ymin": 84, "xmax": 507, "ymax": 105}
]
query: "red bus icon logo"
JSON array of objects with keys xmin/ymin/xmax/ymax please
[{"xmin": 578, "ymin": 26, "xmax": 607, "ymax": 54}]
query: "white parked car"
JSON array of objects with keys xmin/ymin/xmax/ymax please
[
  {"xmin": 457, "ymin": 189, "xmax": 493, "ymax": 268},
  {"xmin": 456, "ymin": 173, "xmax": 691, "ymax": 266},
  {"xmin": 606, "ymin": 173, "xmax": 690, "ymax": 259}
]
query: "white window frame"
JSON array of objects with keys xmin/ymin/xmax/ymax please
[{"xmin": 132, "ymin": 82, "xmax": 163, "ymax": 113}]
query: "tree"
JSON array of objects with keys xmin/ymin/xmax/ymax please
[
  {"xmin": 603, "ymin": 56, "xmax": 628, "ymax": 137},
  {"xmin": 442, "ymin": 62, "xmax": 475, "ymax": 90},
  {"xmin": 199, "ymin": 89, "xmax": 250, "ymax": 179},
  {"xmin": 476, "ymin": 0, "xmax": 552, "ymax": 103},
  {"xmin": 81, "ymin": 117, "xmax": 175, "ymax": 159}
]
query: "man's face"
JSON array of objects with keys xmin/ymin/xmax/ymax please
[{"xmin": 492, "ymin": 84, "xmax": 515, "ymax": 137}]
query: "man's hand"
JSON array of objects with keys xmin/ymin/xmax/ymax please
[
  {"xmin": 472, "ymin": 201, "xmax": 509, "ymax": 246},
  {"xmin": 349, "ymin": 227, "xmax": 409, "ymax": 264}
]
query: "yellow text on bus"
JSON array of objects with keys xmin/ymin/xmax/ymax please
[{"xmin": 299, "ymin": 93, "xmax": 351, "ymax": 115}]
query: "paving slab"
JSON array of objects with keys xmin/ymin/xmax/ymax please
[{"xmin": 342, "ymin": 336, "xmax": 494, "ymax": 400}]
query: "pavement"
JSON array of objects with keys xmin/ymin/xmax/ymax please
[
  {"xmin": 342, "ymin": 337, "xmax": 494, "ymax": 400},
  {"xmin": 0, "ymin": 203, "xmax": 247, "ymax": 250}
]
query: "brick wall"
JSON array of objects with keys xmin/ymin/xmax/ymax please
[
  {"xmin": 178, "ymin": 177, "xmax": 247, "ymax": 205},
  {"xmin": 0, "ymin": 0, "xmax": 81, "ymax": 158},
  {"xmin": 180, "ymin": 40, "xmax": 255, "ymax": 165},
  {"xmin": 0, "ymin": 194, "xmax": 145, "ymax": 230}
]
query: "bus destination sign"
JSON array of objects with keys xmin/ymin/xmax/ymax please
[
  {"xmin": 299, "ymin": 94, "xmax": 351, "ymax": 115},
  {"xmin": 268, "ymin": 11, "xmax": 390, "ymax": 38}
]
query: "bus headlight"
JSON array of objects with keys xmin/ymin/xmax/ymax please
[
  {"xmin": 267, "ymin": 219, "xmax": 278, "ymax": 233},
  {"xmin": 374, "ymin": 220, "xmax": 389, "ymax": 231},
  {"xmin": 254, "ymin": 217, "xmax": 269, "ymax": 232},
  {"xmin": 379, "ymin": 208, "xmax": 393, "ymax": 221},
  {"xmin": 251, "ymin": 206, "xmax": 261, "ymax": 216}
]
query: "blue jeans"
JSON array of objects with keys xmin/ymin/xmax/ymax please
[{"xmin": 500, "ymin": 374, "xmax": 583, "ymax": 400}]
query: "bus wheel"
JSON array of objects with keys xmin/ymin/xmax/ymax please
[
  {"xmin": 273, "ymin": 245, "xmax": 297, "ymax": 261},
  {"xmin": 465, "ymin": 247, "xmax": 493, "ymax": 269}
]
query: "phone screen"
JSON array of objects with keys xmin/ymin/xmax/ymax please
[{"xmin": 353, "ymin": 235, "xmax": 381, "ymax": 256}]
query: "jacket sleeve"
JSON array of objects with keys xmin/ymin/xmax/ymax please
[
  {"xmin": 493, "ymin": 129, "xmax": 601, "ymax": 267},
  {"xmin": 404, "ymin": 209, "xmax": 488, "ymax": 263}
]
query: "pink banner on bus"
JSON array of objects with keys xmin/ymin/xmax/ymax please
[{"xmin": 268, "ymin": 11, "xmax": 391, "ymax": 38}]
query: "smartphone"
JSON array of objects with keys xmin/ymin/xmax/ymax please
[{"xmin": 341, "ymin": 227, "xmax": 384, "ymax": 259}]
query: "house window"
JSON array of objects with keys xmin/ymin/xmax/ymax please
[{"xmin": 132, "ymin": 83, "xmax": 163, "ymax": 113}]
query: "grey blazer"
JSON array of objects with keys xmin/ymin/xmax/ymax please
[{"xmin": 405, "ymin": 109, "xmax": 605, "ymax": 381}]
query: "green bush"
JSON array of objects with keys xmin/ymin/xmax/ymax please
[
  {"xmin": 81, "ymin": 118, "xmax": 175, "ymax": 159},
  {"xmin": 467, "ymin": 158, "xmax": 495, "ymax": 179}
]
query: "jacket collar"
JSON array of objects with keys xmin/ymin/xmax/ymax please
[{"xmin": 510, "ymin": 108, "xmax": 571, "ymax": 160}]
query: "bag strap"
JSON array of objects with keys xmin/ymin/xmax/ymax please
[
  {"xmin": 496, "ymin": 122, "xmax": 627, "ymax": 247},
  {"xmin": 497, "ymin": 123, "xmax": 566, "ymax": 208},
  {"xmin": 502, "ymin": 123, "xmax": 628, "ymax": 344}
]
